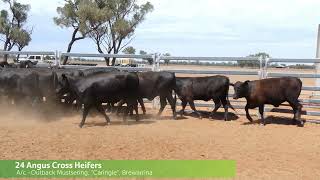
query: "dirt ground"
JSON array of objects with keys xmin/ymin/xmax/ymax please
[{"xmin": 0, "ymin": 103, "xmax": 320, "ymax": 180}]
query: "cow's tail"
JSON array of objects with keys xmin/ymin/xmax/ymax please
[
  {"xmin": 174, "ymin": 89, "xmax": 177, "ymax": 107},
  {"xmin": 226, "ymin": 78, "xmax": 236, "ymax": 112},
  {"xmin": 172, "ymin": 74, "xmax": 177, "ymax": 117}
]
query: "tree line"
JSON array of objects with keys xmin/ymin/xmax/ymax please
[
  {"xmin": 1, "ymin": 1, "xmax": 311, "ymax": 69},
  {"xmin": 0, "ymin": 0, "xmax": 153, "ymax": 65}
]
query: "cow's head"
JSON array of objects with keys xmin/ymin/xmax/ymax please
[
  {"xmin": 231, "ymin": 80, "xmax": 250, "ymax": 99},
  {"xmin": 55, "ymin": 74, "xmax": 70, "ymax": 96}
]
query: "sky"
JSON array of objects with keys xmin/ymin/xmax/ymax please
[{"xmin": 1, "ymin": 0, "xmax": 320, "ymax": 58}]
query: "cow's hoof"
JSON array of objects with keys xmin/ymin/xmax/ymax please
[
  {"xmin": 297, "ymin": 121, "xmax": 305, "ymax": 127},
  {"xmin": 260, "ymin": 123, "xmax": 265, "ymax": 126},
  {"xmin": 106, "ymin": 122, "xmax": 111, "ymax": 126},
  {"xmin": 79, "ymin": 124, "xmax": 84, "ymax": 128}
]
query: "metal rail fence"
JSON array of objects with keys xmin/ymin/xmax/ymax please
[{"xmin": 1, "ymin": 50, "xmax": 320, "ymax": 122}]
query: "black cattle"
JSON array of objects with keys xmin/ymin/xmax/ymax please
[
  {"xmin": 0, "ymin": 61, "xmax": 17, "ymax": 68},
  {"xmin": 231, "ymin": 77, "xmax": 304, "ymax": 127},
  {"xmin": 0, "ymin": 68, "xmax": 41, "ymax": 104},
  {"xmin": 0, "ymin": 61, "xmax": 10, "ymax": 68},
  {"xmin": 136, "ymin": 71, "xmax": 177, "ymax": 119},
  {"xmin": 54, "ymin": 67, "xmax": 119, "ymax": 107},
  {"xmin": 175, "ymin": 75, "xmax": 234, "ymax": 121},
  {"xmin": 54, "ymin": 67, "xmax": 119, "ymax": 78},
  {"xmin": 79, "ymin": 67, "xmax": 119, "ymax": 76},
  {"xmin": 30, "ymin": 68, "xmax": 59, "ymax": 103},
  {"xmin": 52, "ymin": 68, "xmax": 87, "ymax": 104},
  {"xmin": 56, "ymin": 72, "xmax": 139, "ymax": 128}
]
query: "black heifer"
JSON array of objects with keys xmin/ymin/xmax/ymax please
[
  {"xmin": 0, "ymin": 68, "xmax": 41, "ymax": 104},
  {"xmin": 54, "ymin": 67, "xmax": 119, "ymax": 107},
  {"xmin": 30, "ymin": 68, "xmax": 59, "ymax": 103},
  {"xmin": 136, "ymin": 71, "xmax": 177, "ymax": 119},
  {"xmin": 175, "ymin": 76, "xmax": 234, "ymax": 121},
  {"xmin": 79, "ymin": 67, "xmax": 119, "ymax": 76},
  {"xmin": 56, "ymin": 72, "xmax": 139, "ymax": 128},
  {"xmin": 231, "ymin": 77, "xmax": 304, "ymax": 127}
]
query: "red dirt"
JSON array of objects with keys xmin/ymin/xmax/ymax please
[{"xmin": 1, "ymin": 104, "xmax": 320, "ymax": 180}]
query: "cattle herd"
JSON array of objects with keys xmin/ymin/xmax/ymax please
[{"xmin": 0, "ymin": 66, "xmax": 305, "ymax": 128}]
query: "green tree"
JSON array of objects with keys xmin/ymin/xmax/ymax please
[
  {"xmin": 139, "ymin": 50, "xmax": 147, "ymax": 55},
  {"xmin": 0, "ymin": 0, "xmax": 30, "ymax": 62},
  {"xmin": 54, "ymin": 0, "xmax": 107, "ymax": 64},
  {"xmin": 238, "ymin": 52, "xmax": 270, "ymax": 68},
  {"xmin": 13, "ymin": 28, "xmax": 32, "ymax": 61},
  {"xmin": 89, "ymin": 0, "xmax": 153, "ymax": 66},
  {"xmin": 122, "ymin": 46, "xmax": 135, "ymax": 54},
  {"xmin": 163, "ymin": 52, "xmax": 171, "ymax": 65},
  {"xmin": 139, "ymin": 50, "xmax": 153, "ymax": 65},
  {"xmin": 14, "ymin": 28, "xmax": 32, "ymax": 51}
]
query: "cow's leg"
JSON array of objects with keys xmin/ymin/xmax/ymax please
[
  {"xmin": 157, "ymin": 96, "xmax": 167, "ymax": 117},
  {"xmin": 189, "ymin": 100, "xmax": 202, "ymax": 119},
  {"xmin": 221, "ymin": 98, "xmax": 229, "ymax": 121},
  {"xmin": 124, "ymin": 99, "xmax": 139, "ymax": 123},
  {"xmin": 166, "ymin": 94, "xmax": 177, "ymax": 119},
  {"xmin": 180, "ymin": 100, "xmax": 188, "ymax": 117},
  {"xmin": 133, "ymin": 101, "xmax": 139, "ymax": 121},
  {"xmin": 138, "ymin": 98, "xmax": 146, "ymax": 115},
  {"xmin": 123, "ymin": 104, "xmax": 129, "ymax": 124},
  {"xmin": 288, "ymin": 100, "xmax": 304, "ymax": 127},
  {"xmin": 210, "ymin": 99, "xmax": 221, "ymax": 118},
  {"xmin": 105, "ymin": 103, "xmax": 112, "ymax": 113},
  {"xmin": 290, "ymin": 106, "xmax": 298, "ymax": 125},
  {"xmin": 95, "ymin": 103, "xmax": 110, "ymax": 125},
  {"xmin": 80, "ymin": 104, "xmax": 91, "ymax": 128},
  {"xmin": 106, "ymin": 103, "xmax": 116, "ymax": 114},
  {"xmin": 130, "ymin": 105, "xmax": 134, "ymax": 116},
  {"xmin": 116, "ymin": 100, "xmax": 125, "ymax": 116},
  {"xmin": 110, "ymin": 103, "xmax": 117, "ymax": 113},
  {"xmin": 245, "ymin": 104, "xmax": 253, "ymax": 122},
  {"xmin": 296, "ymin": 103, "xmax": 304, "ymax": 127},
  {"xmin": 259, "ymin": 105, "xmax": 265, "ymax": 126}
]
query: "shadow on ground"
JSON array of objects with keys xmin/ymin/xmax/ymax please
[
  {"xmin": 79, "ymin": 119, "xmax": 157, "ymax": 128},
  {"xmin": 242, "ymin": 116, "xmax": 305, "ymax": 126},
  {"xmin": 177, "ymin": 110, "xmax": 239, "ymax": 121}
]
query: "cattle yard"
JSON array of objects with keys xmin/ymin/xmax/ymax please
[{"xmin": 1, "ymin": 51, "xmax": 320, "ymax": 179}]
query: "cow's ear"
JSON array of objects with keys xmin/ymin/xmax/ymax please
[
  {"xmin": 242, "ymin": 80, "xmax": 250, "ymax": 89},
  {"xmin": 230, "ymin": 83, "xmax": 235, "ymax": 87}
]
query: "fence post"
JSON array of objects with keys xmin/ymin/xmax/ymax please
[
  {"xmin": 258, "ymin": 55, "xmax": 264, "ymax": 79},
  {"xmin": 156, "ymin": 53, "xmax": 161, "ymax": 72},
  {"xmin": 54, "ymin": 50, "xmax": 58, "ymax": 67},
  {"xmin": 316, "ymin": 24, "xmax": 320, "ymax": 94},
  {"xmin": 263, "ymin": 56, "xmax": 269, "ymax": 79},
  {"xmin": 152, "ymin": 54, "xmax": 157, "ymax": 71},
  {"xmin": 151, "ymin": 53, "xmax": 160, "ymax": 109},
  {"xmin": 58, "ymin": 51, "xmax": 62, "ymax": 68}
]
